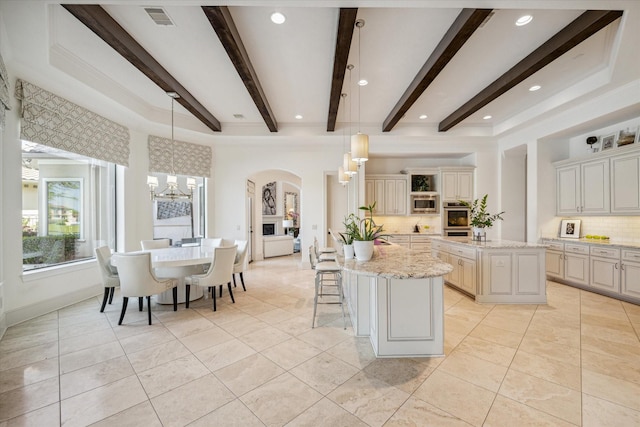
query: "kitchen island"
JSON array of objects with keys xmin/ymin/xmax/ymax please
[
  {"xmin": 341, "ymin": 244, "xmax": 452, "ymax": 358},
  {"xmin": 431, "ymin": 237, "xmax": 548, "ymax": 304}
]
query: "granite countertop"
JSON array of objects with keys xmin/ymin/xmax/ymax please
[
  {"xmin": 387, "ymin": 232, "xmax": 442, "ymax": 236},
  {"xmin": 540, "ymin": 236, "xmax": 640, "ymax": 250},
  {"xmin": 432, "ymin": 236, "xmax": 548, "ymax": 249},
  {"xmin": 341, "ymin": 244, "xmax": 453, "ymax": 279}
]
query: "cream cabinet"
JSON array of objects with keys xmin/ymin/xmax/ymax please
[
  {"xmin": 556, "ymin": 160, "xmax": 609, "ymax": 215},
  {"xmin": 545, "ymin": 241, "xmax": 564, "ymax": 280},
  {"xmin": 589, "ymin": 246, "xmax": 620, "ymax": 293},
  {"xmin": 432, "ymin": 241, "xmax": 476, "ymax": 296},
  {"xmin": 441, "ymin": 169, "xmax": 474, "ymax": 202},
  {"xmin": 621, "ymin": 249, "xmax": 640, "ymax": 299},
  {"xmin": 563, "ymin": 243, "xmax": 590, "ymax": 286},
  {"xmin": 388, "ymin": 235, "xmax": 410, "ymax": 248},
  {"xmin": 410, "ymin": 234, "xmax": 432, "ymax": 250},
  {"xmin": 365, "ymin": 175, "xmax": 407, "ymax": 215},
  {"xmin": 611, "ymin": 152, "xmax": 640, "ymax": 214}
]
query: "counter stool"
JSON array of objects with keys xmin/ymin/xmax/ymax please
[
  {"xmin": 314, "ymin": 237, "xmax": 337, "ymax": 262},
  {"xmin": 309, "ymin": 246, "xmax": 346, "ymax": 329}
]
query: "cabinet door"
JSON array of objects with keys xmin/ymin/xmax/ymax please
[
  {"xmin": 442, "ymin": 172, "xmax": 459, "ymax": 201},
  {"xmin": 557, "ymin": 165, "xmax": 580, "ymax": 215},
  {"xmin": 564, "ymin": 253, "xmax": 589, "ymax": 285},
  {"xmin": 365, "ymin": 180, "xmax": 376, "ymax": 210},
  {"xmin": 384, "ymin": 180, "xmax": 397, "ymax": 214},
  {"xmin": 621, "ymin": 261, "xmax": 640, "ymax": 298},
  {"xmin": 394, "ymin": 179, "xmax": 407, "ymax": 215},
  {"xmin": 373, "ymin": 180, "xmax": 385, "ymax": 214},
  {"xmin": 460, "ymin": 258, "xmax": 477, "ymax": 295},
  {"xmin": 581, "ymin": 160, "xmax": 609, "ymax": 214},
  {"xmin": 448, "ymin": 254, "xmax": 461, "ymax": 286},
  {"xmin": 456, "ymin": 172, "xmax": 474, "ymax": 201},
  {"xmin": 590, "ymin": 257, "xmax": 620, "ymax": 293},
  {"xmin": 611, "ymin": 154, "xmax": 640, "ymax": 213},
  {"xmin": 546, "ymin": 250, "xmax": 564, "ymax": 279}
]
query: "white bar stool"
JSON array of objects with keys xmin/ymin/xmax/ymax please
[{"xmin": 309, "ymin": 246, "xmax": 346, "ymax": 329}]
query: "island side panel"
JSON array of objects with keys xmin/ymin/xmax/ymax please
[{"xmin": 344, "ymin": 271, "xmax": 371, "ymax": 337}]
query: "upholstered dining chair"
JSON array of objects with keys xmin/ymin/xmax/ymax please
[
  {"xmin": 140, "ymin": 238, "xmax": 171, "ymax": 250},
  {"xmin": 185, "ymin": 245, "xmax": 237, "ymax": 311},
  {"xmin": 232, "ymin": 240, "xmax": 249, "ymax": 291},
  {"xmin": 112, "ymin": 252, "xmax": 178, "ymax": 325},
  {"xmin": 201, "ymin": 238, "xmax": 222, "ymax": 248},
  {"xmin": 95, "ymin": 246, "xmax": 120, "ymax": 313}
]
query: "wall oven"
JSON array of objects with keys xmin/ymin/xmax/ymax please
[
  {"xmin": 411, "ymin": 194, "xmax": 438, "ymax": 214},
  {"xmin": 443, "ymin": 202, "xmax": 471, "ymax": 237}
]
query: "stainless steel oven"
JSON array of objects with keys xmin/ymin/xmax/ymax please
[
  {"xmin": 443, "ymin": 202, "xmax": 471, "ymax": 236},
  {"xmin": 411, "ymin": 194, "xmax": 438, "ymax": 214}
]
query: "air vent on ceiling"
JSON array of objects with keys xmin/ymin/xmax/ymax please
[
  {"xmin": 233, "ymin": 114, "xmax": 245, "ymax": 119},
  {"xmin": 144, "ymin": 7, "xmax": 175, "ymax": 26}
]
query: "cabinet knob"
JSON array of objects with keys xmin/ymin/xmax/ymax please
[
  {"xmin": 615, "ymin": 263, "xmax": 619, "ymax": 269},
  {"xmin": 621, "ymin": 264, "xmax": 625, "ymax": 270}
]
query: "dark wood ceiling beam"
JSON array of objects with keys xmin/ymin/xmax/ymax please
[
  {"xmin": 382, "ymin": 8, "xmax": 493, "ymax": 132},
  {"xmin": 327, "ymin": 8, "xmax": 358, "ymax": 132},
  {"xmin": 439, "ymin": 9, "xmax": 623, "ymax": 132},
  {"xmin": 62, "ymin": 4, "xmax": 222, "ymax": 132},
  {"xmin": 202, "ymin": 6, "xmax": 278, "ymax": 132}
]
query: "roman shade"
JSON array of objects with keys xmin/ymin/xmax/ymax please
[
  {"xmin": 14, "ymin": 79, "xmax": 130, "ymax": 166},
  {"xmin": 0, "ymin": 52, "xmax": 10, "ymax": 130},
  {"xmin": 148, "ymin": 135, "xmax": 211, "ymax": 178}
]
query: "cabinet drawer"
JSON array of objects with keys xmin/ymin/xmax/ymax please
[
  {"xmin": 431, "ymin": 240, "xmax": 444, "ymax": 250},
  {"xmin": 389, "ymin": 235, "xmax": 410, "ymax": 243},
  {"xmin": 590, "ymin": 246, "xmax": 620, "ymax": 259},
  {"xmin": 410, "ymin": 235, "xmax": 432, "ymax": 243},
  {"xmin": 543, "ymin": 240, "xmax": 564, "ymax": 251},
  {"xmin": 622, "ymin": 249, "xmax": 640, "ymax": 263},
  {"xmin": 411, "ymin": 243, "xmax": 431, "ymax": 250},
  {"xmin": 564, "ymin": 243, "xmax": 589, "ymax": 255},
  {"xmin": 447, "ymin": 245, "xmax": 476, "ymax": 260}
]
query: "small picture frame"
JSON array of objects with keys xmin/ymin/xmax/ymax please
[
  {"xmin": 600, "ymin": 133, "xmax": 616, "ymax": 151},
  {"xmin": 616, "ymin": 127, "xmax": 637, "ymax": 148},
  {"xmin": 559, "ymin": 219, "xmax": 581, "ymax": 238}
]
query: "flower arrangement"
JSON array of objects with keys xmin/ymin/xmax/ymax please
[
  {"xmin": 461, "ymin": 194, "xmax": 504, "ymax": 228},
  {"xmin": 339, "ymin": 202, "xmax": 389, "ymax": 243}
]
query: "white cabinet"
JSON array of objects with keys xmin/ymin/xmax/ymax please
[
  {"xmin": 365, "ymin": 175, "xmax": 407, "ymax": 215},
  {"xmin": 621, "ymin": 249, "xmax": 640, "ymax": 299},
  {"xmin": 433, "ymin": 241, "xmax": 477, "ymax": 296},
  {"xmin": 564, "ymin": 243, "xmax": 590, "ymax": 286},
  {"xmin": 556, "ymin": 160, "xmax": 609, "ymax": 215},
  {"xmin": 611, "ymin": 153, "xmax": 640, "ymax": 214},
  {"xmin": 478, "ymin": 249, "xmax": 546, "ymax": 304},
  {"xmin": 589, "ymin": 246, "xmax": 620, "ymax": 293},
  {"xmin": 441, "ymin": 169, "xmax": 474, "ymax": 202},
  {"xmin": 410, "ymin": 235, "xmax": 432, "ymax": 250},
  {"xmin": 388, "ymin": 235, "xmax": 410, "ymax": 248}
]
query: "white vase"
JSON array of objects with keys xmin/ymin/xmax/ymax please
[
  {"xmin": 343, "ymin": 244, "xmax": 355, "ymax": 259},
  {"xmin": 353, "ymin": 240, "xmax": 374, "ymax": 261},
  {"xmin": 472, "ymin": 227, "xmax": 486, "ymax": 241}
]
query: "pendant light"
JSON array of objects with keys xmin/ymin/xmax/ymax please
[
  {"xmin": 343, "ymin": 65, "xmax": 358, "ymax": 176},
  {"xmin": 147, "ymin": 92, "xmax": 196, "ymax": 201},
  {"xmin": 351, "ymin": 19, "xmax": 368, "ymax": 165},
  {"xmin": 338, "ymin": 92, "xmax": 350, "ymax": 186}
]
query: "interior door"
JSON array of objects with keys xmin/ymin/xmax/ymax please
[
  {"xmin": 326, "ymin": 172, "xmax": 348, "ymax": 248},
  {"xmin": 247, "ymin": 180, "xmax": 255, "ymax": 262}
]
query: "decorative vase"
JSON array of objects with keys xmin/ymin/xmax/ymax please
[
  {"xmin": 472, "ymin": 227, "xmax": 486, "ymax": 241},
  {"xmin": 353, "ymin": 240, "xmax": 374, "ymax": 261},
  {"xmin": 343, "ymin": 244, "xmax": 355, "ymax": 260}
]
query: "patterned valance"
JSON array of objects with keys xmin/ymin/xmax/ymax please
[
  {"xmin": 148, "ymin": 135, "xmax": 211, "ymax": 178},
  {"xmin": 15, "ymin": 79, "xmax": 130, "ymax": 166},
  {"xmin": 0, "ymin": 52, "xmax": 10, "ymax": 129}
]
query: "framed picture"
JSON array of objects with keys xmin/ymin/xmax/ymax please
[
  {"xmin": 616, "ymin": 127, "xmax": 637, "ymax": 148},
  {"xmin": 559, "ymin": 219, "xmax": 581, "ymax": 238},
  {"xmin": 600, "ymin": 133, "xmax": 616, "ymax": 151}
]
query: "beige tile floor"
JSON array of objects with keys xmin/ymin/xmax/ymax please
[{"xmin": 1, "ymin": 254, "xmax": 640, "ymax": 426}]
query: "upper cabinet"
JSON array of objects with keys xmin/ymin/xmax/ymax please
[
  {"xmin": 365, "ymin": 175, "xmax": 408, "ymax": 216},
  {"xmin": 555, "ymin": 145, "xmax": 640, "ymax": 215},
  {"xmin": 441, "ymin": 168, "xmax": 474, "ymax": 202}
]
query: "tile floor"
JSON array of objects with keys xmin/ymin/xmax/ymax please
[{"xmin": 1, "ymin": 254, "xmax": 640, "ymax": 426}]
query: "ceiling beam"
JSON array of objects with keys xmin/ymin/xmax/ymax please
[
  {"xmin": 382, "ymin": 9, "xmax": 493, "ymax": 132},
  {"xmin": 327, "ymin": 8, "xmax": 358, "ymax": 132},
  {"xmin": 62, "ymin": 4, "xmax": 222, "ymax": 133},
  {"xmin": 202, "ymin": 6, "xmax": 278, "ymax": 132},
  {"xmin": 439, "ymin": 9, "xmax": 623, "ymax": 132}
]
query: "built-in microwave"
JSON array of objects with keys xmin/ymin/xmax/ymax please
[{"xmin": 411, "ymin": 194, "xmax": 438, "ymax": 214}]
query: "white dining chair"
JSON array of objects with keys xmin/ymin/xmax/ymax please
[
  {"xmin": 112, "ymin": 252, "xmax": 178, "ymax": 325},
  {"xmin": 95, "ymin": 246, "xmax": 120, "ymax": 313},
  {"xmin": 141, "ymin": 238, "xmax": 171, "ymax": 250},
  {"xmin": 232, "ymin": 240, "xmax": 249, "ymax": 291},
  {"xmin": 185, "ymin": 245, "xmax": 237, "ymax": 311},
  {"xmin": 201, "ymin": 237, "xmax": 222, "ymax": 248}
]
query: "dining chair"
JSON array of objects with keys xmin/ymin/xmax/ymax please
[
  {"xmin": 141, "ymin": 238, "xmax": 171, "ymax": 250},
  {"xmin": 201, "ymin": 237, "xmax": 222, "ymax": 248},
  {"xmin": 112, "ymin": 252, "xmax": 178, "ymax": 325},
  {"xmin": 95, "ymin": 246, "xmax": 120, "ymax": 313},
  {"xmin": 185, "ymin": 245, "xmax": 237, "ymax": 311},
  {"xmin": 309, "ymin": 246, "xmax": 345, "ymax": 329},
  {"xmin": 232, "ymin": 240, "xmax": 249, "ymax": 291}
]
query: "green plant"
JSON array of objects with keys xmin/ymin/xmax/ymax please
[
  {"xmin": 461, "ymin": 194, "xmax": 504, "ymax": 228},
  {"xmin": 354, "ymin": 202, "xmax": 389, "ymax": 241},
  {"xmin": 338, "ymin": 213, "xmax": 360, "ymax": 245}
]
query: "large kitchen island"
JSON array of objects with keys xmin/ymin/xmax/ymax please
[{"xmin": 341, "ymin": 244, "xmax": 452, "ymax": 358}]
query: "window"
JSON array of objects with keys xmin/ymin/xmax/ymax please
[{"xmin": 22, "ymin": 141, "xmax": 116, "ymax": 271}]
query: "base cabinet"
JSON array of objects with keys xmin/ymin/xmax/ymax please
[
  {"xmin": 343, "ymin": 271, "xmax": 370, "ymax": 336},
  {"xmin": 621, "ymin": 249, "xmax": 640, "ymax": 299}
]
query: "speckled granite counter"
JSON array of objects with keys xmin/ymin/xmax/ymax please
[
  {"xmin": 432, "ymin": 236, "xmax": 548, "ymax": 249},
  {"xmin": 541, "ymin": 236, "xmax": 640, "ymax": 250},
  {"xmin": 341, "ymin": 244, "xmax": 453, "ymax": 279}
]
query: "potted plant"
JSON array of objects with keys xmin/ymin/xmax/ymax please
[
  {"xmin": 461, "ymin": 194, "xmax": 504, "ymax": 240},
  {"xmin": 352, "ymin": 202, "xmax": 388, "ymax": 261},
  {"xmin": 338, "ymin": 213, "xmax": 359, "ymax": 259}
]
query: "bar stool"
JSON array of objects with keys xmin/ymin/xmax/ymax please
[
  {"xmin": 314, "ymin": 236, "xmax": 337, "ymax": 262},
  {"xmin": 309, "ymin": 246, "xmax": 346, "ymax": 329}
]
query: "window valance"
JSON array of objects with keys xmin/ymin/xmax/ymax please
[
  {"xmin": 148, "ymin": 135, "xmax": 211, "ymax": 178},
  {"xmin": 0, "ymin": 52, "xmax": 10, "ymax": 129},
  {"xmin": 15, "ymin": 79, "xmax": 130, "ymax": 166}
]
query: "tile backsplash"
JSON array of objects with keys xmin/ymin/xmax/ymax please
[
  {"xmin": 542, "ymin": 216, "xmax": 640, "ymax": 242},
  {"xmin": 372, "ymin": 215, "xmax": 442, "ymax": 235}
]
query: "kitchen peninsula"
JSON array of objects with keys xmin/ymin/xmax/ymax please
[{"xmin": 341, "ymin": 245, "xmax": 452, "ymax": 357}]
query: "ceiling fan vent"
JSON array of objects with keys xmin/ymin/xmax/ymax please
[{"xmin": 144, "ymin": 7, "xmax": 175, "ymax": 26}]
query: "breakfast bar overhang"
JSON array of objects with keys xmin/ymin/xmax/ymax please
[{"xmin": 341, "ymin": 245, "xmax": 453, "ymax": 358}]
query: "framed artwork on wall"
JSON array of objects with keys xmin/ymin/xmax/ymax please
[
  {"xmin": 616, "ymin": 127, "xmax": 637, "ymax": 148},
  {"xmin": 600, "ymin": 133, "xmax": 616, "ymax": 151},
  {"xmin": 559, "ymin": 219, "xmax": 581, "ymax": 238}
]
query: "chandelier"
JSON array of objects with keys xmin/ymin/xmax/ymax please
[{"xmin": 147, "ymin": 92, "xmax": 196, "ymax": 201}]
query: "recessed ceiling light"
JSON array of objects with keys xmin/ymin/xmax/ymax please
[
  {"xmin": 529, "ymin": 85, "xmax": 541, "ymax": 91},
  {"xmin": 419, "ymin": 114, "xmax": 428, "ymax": 120},
  {"xmin": 358, "ymin": 79, "xmax": 368, "ymax": 86},
  {"xmin": 295, "ymin": 114, "xmax": 303, "ymax": 120},
  {"xmin": 483, "ymin": 115, "xmax": 492, "ymax": 120},
  {"xmin": 516, "ymin": 15, "xmax": 533, "ymax": 26},
  {"xmin": 270, "ymin": 12, "xmax": 286, "ymax": 24}
]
